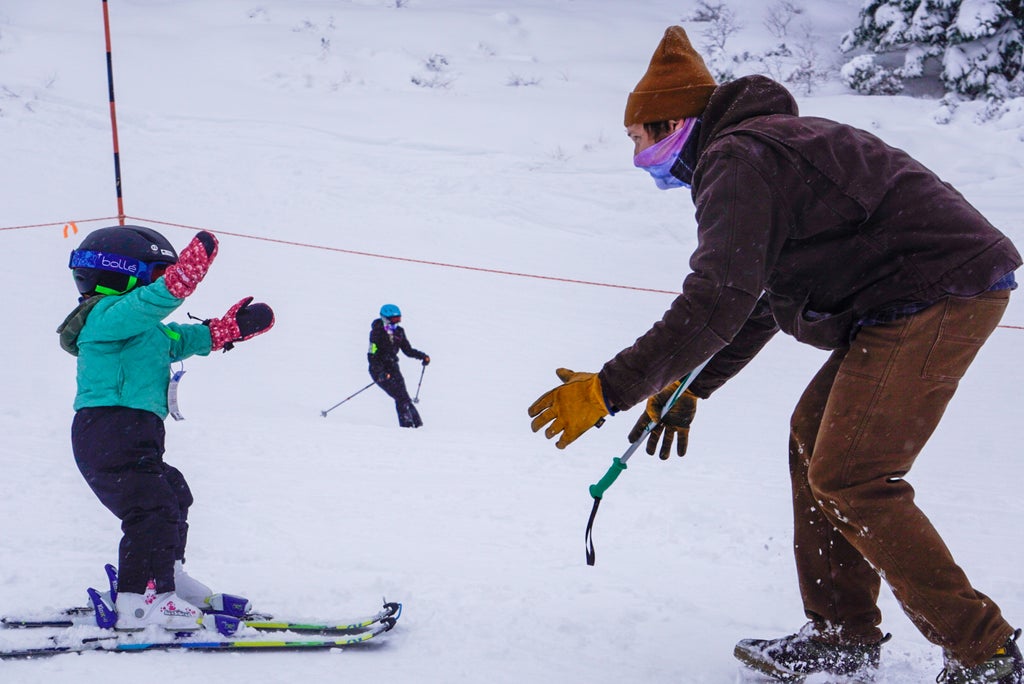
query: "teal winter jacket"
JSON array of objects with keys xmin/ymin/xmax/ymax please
[{"xmin": 65, "ymin": 278, "xmax": 213, "ymax": 418}]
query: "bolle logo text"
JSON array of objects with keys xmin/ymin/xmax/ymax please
[{"xmin": 101, "ymin": 256, "xmax": 138, "ymax": 274}]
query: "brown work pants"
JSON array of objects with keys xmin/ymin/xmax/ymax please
[{"xmin": 789, "ymin": 290, "xmax": 1012, "ymax": 666}]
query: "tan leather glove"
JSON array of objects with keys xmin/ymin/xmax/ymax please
[
  {"xmin": 528, "ymin": 368, "xmax": 609, "ymax": 449},
  {"xmin": 627, "ymin": 381, "xmax": 698, "ymax": 459}
]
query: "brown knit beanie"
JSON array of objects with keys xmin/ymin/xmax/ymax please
[{"xmin": 624, "ymin": 26, "xmax": 717, "ymax": 126}]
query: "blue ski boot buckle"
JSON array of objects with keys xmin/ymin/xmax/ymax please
[{"xmin": 87, "ymin": 587, "xmax": 118, "ymax": 629}]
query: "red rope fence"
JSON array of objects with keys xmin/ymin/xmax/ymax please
[{"xmin": 9, "ymin": 215, "xmax": 1024, "ymax": 331}]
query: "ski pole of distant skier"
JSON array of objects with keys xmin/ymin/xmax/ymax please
[
  {"xmin": 320, "ymin": 382, "xmax": 375, "ymax": 417},
  {"xmin": 412, "ymin": 365, "xmax": 426, "ymax": 404},
  {"xmin": 584, "ymin": 357, "xmax": 711, "ymax": 566}
]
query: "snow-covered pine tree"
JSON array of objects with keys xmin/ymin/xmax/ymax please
[{"xmin": 839, "ymin": 0, "xmax": 1023, "ymax": 102}]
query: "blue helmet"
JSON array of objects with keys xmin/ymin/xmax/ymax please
[{"xmin": 380, "ymin": 304, "xmax": 401, "ymax": 319}]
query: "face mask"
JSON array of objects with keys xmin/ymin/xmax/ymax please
[{"xmin": 633, "ymin": 118, "xmax": 698, "ymax": 190}]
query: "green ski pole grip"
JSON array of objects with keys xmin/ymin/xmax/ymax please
[{"xmin": 589, "ymin": 457, "xmax": 627, "ymax": 499}]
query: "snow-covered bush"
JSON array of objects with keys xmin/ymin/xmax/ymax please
[
  {"xmin": 686, "ymin": 1, "xmax": 833, "ymax": 93},
  {"xmin": 840, "ymin": 54, "xmax": 905, "ymax": 95},
  {"xmin": 682, "ymin": 0, "xmax": 730, "ymax": 24},
  {"xmin": 840, "ymin": 0, "xmax": 1023, "ymax": 104},
  {"xmin": 506, "ymin": 74, "xmax": 541, "ymax": 87},
  {"xmin": 692, "ymin": 0, "xmax": 742, "ymax": 82},
  {"xmin": 411, "ymin": 53, "xmax": 454, "ymax": 89}
]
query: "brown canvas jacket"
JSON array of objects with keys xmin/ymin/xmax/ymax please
[{"xmin": 599, "ymin": 75, "xmax": 1020, "ymax": 411}]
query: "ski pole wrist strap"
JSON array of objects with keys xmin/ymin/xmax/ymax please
[
  {"xmin": 583, "ymin": 358, "xmax": 711, "ymax": 567},
  {"xmin": 585, "ymin": 457, "xmax": 627, "ymax": 566}
]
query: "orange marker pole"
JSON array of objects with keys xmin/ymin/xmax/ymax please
[{"xmin": 101, "ymin": 0, "xmax": 125, "ymax": 225}]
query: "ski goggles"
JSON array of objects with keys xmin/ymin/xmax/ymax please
[{"xmin": 69, "ymin": 249, "xmax": 169, "ymax": 286}]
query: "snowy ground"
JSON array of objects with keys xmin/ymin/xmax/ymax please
[{"xmin": 1, "ymin": 1, "xmax": 1022, "ymax": 682}]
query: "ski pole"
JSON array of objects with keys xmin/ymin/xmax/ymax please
[
  {"xmin": 585, "ymin": 357, "xmax": 710, "ymax": 566},
  {"xmin": 412, "ymin": 365, "xmax": 426, "ymax": 404},
  {"xmin": 320, "ymin": 382, "xmax": 375, "ymax": 417}
]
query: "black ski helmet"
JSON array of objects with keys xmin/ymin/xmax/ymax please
[{"xmin": 69, "ymin": 225, "xmax": 178, "ymax": 296}]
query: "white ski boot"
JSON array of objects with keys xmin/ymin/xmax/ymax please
[
  {"xmin": 115, "ymin": 590, "xmax": 202, "ymax": 631},
  {"xmin": 174, "ymin": 560, "xmax": 213, "ymax": 607},
  {"xmin": 174, "ymin": 561, "xmax": 254, "ymax": 617}
]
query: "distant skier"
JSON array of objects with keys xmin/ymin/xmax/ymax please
[
  {"xmin": 58, "ymin": 225, "xmax": 274, "ymax": 631},
  {"xmin": 367, "ymin": 304, "xmax": 429, "ymax": 427}
]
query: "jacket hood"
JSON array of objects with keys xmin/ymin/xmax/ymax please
[
  {"xmin": 698, "ymin": 75, "xmax": 799, "ymax": 149},
  {"xmin": 57, "ymin": 295, "xmax": 105, "ymax": 356}
]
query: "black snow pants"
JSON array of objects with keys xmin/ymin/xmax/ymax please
[
  {"xmin": 370, "ymin": 367, "xmax": 422, "ymax": 428},
  {"xmin": 71, "ymin": 406, "xmax": 192, "ymax": 594}
]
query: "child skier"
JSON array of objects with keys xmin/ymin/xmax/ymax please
[
  {"xmin": 367, "ymin": 304, "xmax": 429, "ymax": 427},
  {"xmin": 59, "ymin": 225, "xmax": 274, "ymax": 631}
]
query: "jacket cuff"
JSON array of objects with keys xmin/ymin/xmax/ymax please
[{"xmin": 599, "ymin": 375, "xmax": 620, "ymax": 415}]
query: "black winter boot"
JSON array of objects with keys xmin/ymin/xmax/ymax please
[
  {"xmin": 734, "ymin": 622, "xmax": 890, "ymax": 682},
  {"xmin": 937, "ymin": 629, "xmax": 1024, "ymax": 684}
]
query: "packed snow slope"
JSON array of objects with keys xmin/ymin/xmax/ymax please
[{"xmin": 1, "ymin": 1, "xmax": 1022, "ymax": 682}]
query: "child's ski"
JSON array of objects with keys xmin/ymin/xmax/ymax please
[
  {"xmin": 2, "ymin": 563, "xmax": 401, "ymax": 636},
  {"xmin": 2, "ymin": 600, "xmax": 402, "ymax": 636},
  {"xmin": 0, "ymin": 616, "xmax": 397, "ymax": 659}
]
